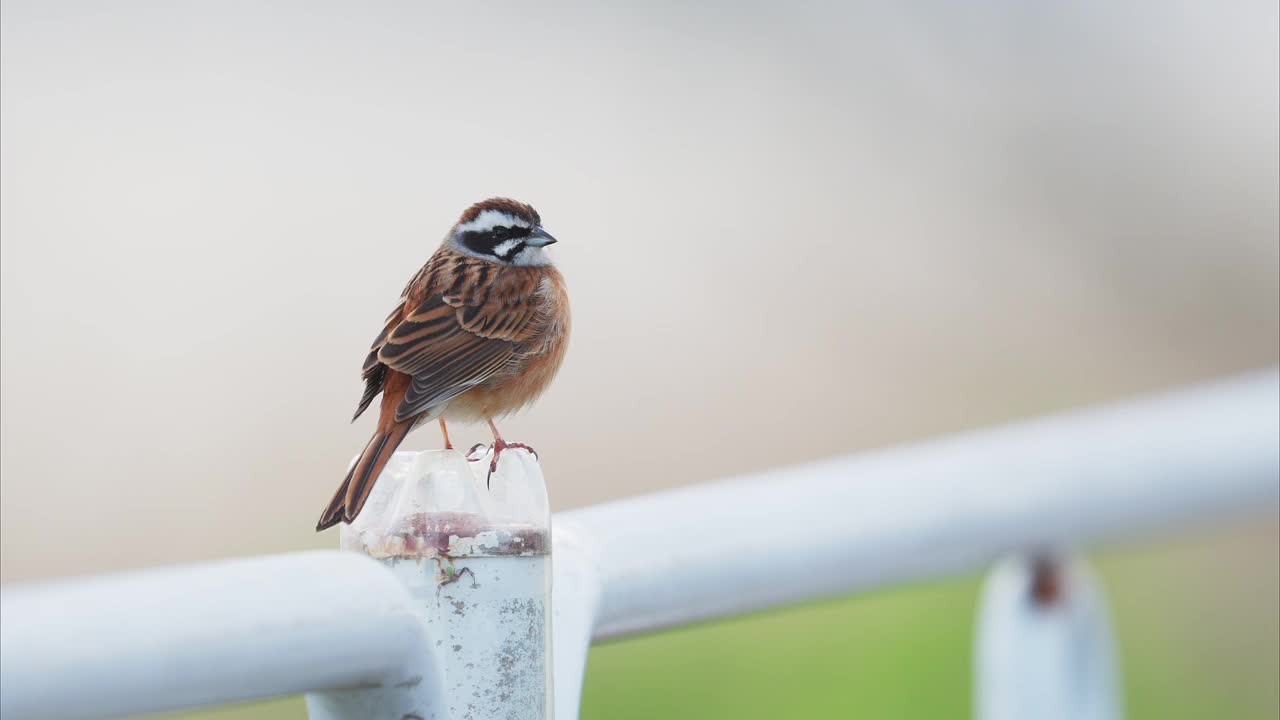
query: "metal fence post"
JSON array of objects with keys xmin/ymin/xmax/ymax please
[
  {"xmin": 974, "ymin": 554, "xmax": 1122, "ymax": 720},
  {"xmin": 307, "ymin": 449, "xmax": 554, "ymax": 720}
]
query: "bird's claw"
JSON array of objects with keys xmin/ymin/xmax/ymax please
[
  {"xmin": 465, "ymin": 442, "xmax": 490, "ymax": 461},
  {"xmin": 483, "ymin": 441, "xmax": 539, "ymax": 489}
]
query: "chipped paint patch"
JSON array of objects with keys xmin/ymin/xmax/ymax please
[{"xmin": 379, "ymin": 552, "xmax": 551, "ymax": 719}]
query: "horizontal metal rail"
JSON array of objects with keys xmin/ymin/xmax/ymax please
[
  {"xmin": 1, "ymin": 369, "xmax": 1276, "ymax": 720},
  {"xmin": 548, "ymin": 368, "xmax": 1279, "ymax": 717},
  {"xmin": 1, "ymin": 552, "xmax": 447, "ymax": 720},
  {"xmin": 558, "ymin": 368, "xmax": 1280, "ymax": 640}
]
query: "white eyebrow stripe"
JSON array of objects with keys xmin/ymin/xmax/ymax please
[
  {"xmin": 457, "ymin": 209, "xmax": 530, "ymax": 234},
  {"xmin": 493, "ymin": 238, "xmax": 522, "ymax": 257}
]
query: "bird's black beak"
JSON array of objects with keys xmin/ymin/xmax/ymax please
[{"xmin": 527, "ymin": 226, "xmax": 558, "ymax": 247}]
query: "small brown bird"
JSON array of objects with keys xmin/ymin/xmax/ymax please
[{"xmin": 317, "ymin": 198, "xmax": 570, "ymax": 531}]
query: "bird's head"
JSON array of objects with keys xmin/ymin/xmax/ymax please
[{"xmin": 448, "ymin": 197, "xmax": 557, "ymax": 267}]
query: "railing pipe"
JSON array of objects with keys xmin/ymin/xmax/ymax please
[
  {"xmin": 558, "ymin": 370, "xmax": 1279, "ymax": 640},
  {"xmin": 0, "ymin": 369, "xmax": 1275, "ymax": 720},
  {"xmin": 0, "ymin": 551, "xmax": 447, "ymax": 720}
]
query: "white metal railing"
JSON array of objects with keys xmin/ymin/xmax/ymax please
[{"xmin": 1, "ymin": 369, "xmax": 1277, "ymax": 720}]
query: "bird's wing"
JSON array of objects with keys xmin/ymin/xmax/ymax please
[
  {"xmin": 377, "ymin": 258, "xmax": 548, "ymax": 422},
  {"xmin": 350, "ymin": 301, "xmax": 407, "ymax": 421}
]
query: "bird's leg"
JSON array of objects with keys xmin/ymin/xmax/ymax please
[
  {"xmin": 438, "ymin": 418, "xmax": 454, "ymax": 451},
  {"xmin": 476, "ymin": 418, "xmax": 538, "ymax": 488}
]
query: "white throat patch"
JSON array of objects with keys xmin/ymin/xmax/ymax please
[{"xmin": 511, "ymin": 246, "xmax": 552, "ymax": 266}]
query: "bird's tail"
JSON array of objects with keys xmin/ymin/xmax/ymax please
[{"xmin": 316, "ymin": 420, "xmax": 413, "ymax": 531}]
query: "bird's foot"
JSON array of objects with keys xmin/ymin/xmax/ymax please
[
  {"xmin": 465, "ymin": 442, "xmax": 489, "ymax": 461},
  {"xmin": 468, "ymin": 439, "xmax": 539, "ymax": 488}
]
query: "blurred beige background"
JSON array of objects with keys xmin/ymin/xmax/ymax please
[{"xmin": 1, "ymin": 0, "xmax": 1277, "ymax": 584}]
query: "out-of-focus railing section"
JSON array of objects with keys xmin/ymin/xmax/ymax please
[
  {"xmin": 974, "ymin": 555, "xmax": 1121, "ymax": 720},
  {"xmin": 556, "ymin": 368, "xmax": 1279, "ymax": 641},
  {"xmin": 0, "ymin": 552, "xmax": 447, "ymax": 720}
]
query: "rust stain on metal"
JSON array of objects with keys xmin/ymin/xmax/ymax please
[
  {"xmin": 1029, "ymin": 556, "xmax": 1063, "ymax": 607},
  {"xmin": 355, "ymin": 511, "xmax": 549, "ymax": 560}
]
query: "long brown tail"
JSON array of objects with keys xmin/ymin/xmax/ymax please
[{"xmin": 316, "ymin": 420, "xmax": 413, "ymax": 531}]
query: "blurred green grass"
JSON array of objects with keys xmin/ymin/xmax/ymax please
[{"xmin": 162, "ymin": 520, "xmax": 1278, "ymax": 720}]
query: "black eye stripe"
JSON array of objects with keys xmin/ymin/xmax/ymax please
[
  {"xmin": 459, "ymin": 225, "xmax": 532, "ymax": 259},
  {"xmin": 494, "ymin": 225, "xmax": 531, "ymax": 240}
]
